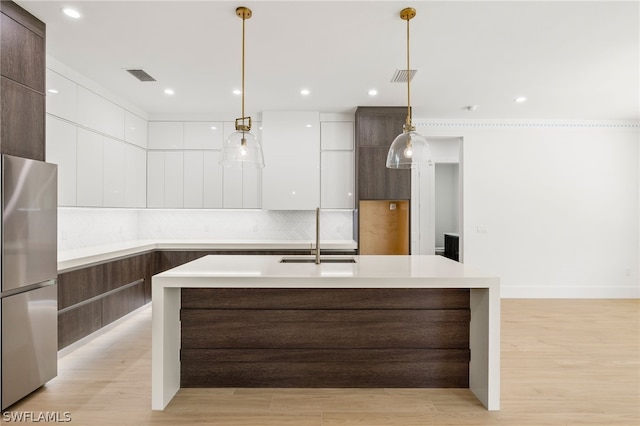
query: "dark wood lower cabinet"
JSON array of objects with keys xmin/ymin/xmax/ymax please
[
  {"xmin": 58, "ymin": 300, "xmax": 102, "ymax": 349},
  {"xmin": 57, "ymin": 252, "xmax": 152, "ymax": 350},
  {"xmin": 180, "ymin": 288, "xmax": 470, "ymax": 388},
  {"xmin": 58, "ymin": 249, "xmax": 356, "ymax": 350},
  {"xmin": 102, "ymin": 281, "xmax": 146, "ymax": 326}
]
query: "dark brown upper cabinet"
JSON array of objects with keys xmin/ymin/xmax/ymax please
[
  {"xmin": 0, "ymin": 1, "xmax": 46, "ymax": 161},
  {"xmin": 355, "ymin": 107, "xmax": 411, "ymax": 200}
]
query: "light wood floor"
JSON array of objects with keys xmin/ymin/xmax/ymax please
[{"xmin": 7, "ymin": 299, "xmax": 639, "ymax": 425}]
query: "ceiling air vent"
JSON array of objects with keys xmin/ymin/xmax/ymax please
[
  {"xmin": 391, "ymin": 69, "xmax": 417, "ymax": 83},
  {"xmin": 126, "ymin": 69, "xmax": 156, "ymax": 82}
]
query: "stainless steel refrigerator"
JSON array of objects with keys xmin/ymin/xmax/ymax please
[{"xmin": 0, "ymin": 154, "xmax": 57, "ymax": 410}]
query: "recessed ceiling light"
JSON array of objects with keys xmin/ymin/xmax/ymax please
[
  {"xmin": 300, "ymin": 89, "xmax": 310, "ymax": 96},
  {"xmin": 232, "ymin": 89, "xmax": 242, "ymax": 95},
  {"xmin": 47, "ymin": 89, "xmax": 59, "ymax": 94},
  {"xmin": 210, "ymin": 126, "xmax": 217, "ymax": 130},
  {"xmin": 514, "ymin": 96, "xmax": 527, "ymax": 103},
  {"xmin": 305, "ymin": 124, "xmax": 312, "ymax": 128},
  {"xmin": 368, "ymin": 89, "xmax": 378, "ymax": 96},
  {"xmin": 164, "ymin": 88, "xmax": 175, "ymax": 95},
  {"xmin": 62, "ymin": 8, "xmax": 81, "ymax": 19}
]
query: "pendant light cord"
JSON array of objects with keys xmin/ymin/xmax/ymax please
[
  {"xmin": 241, "ymin": 14, "xmax": 246, "ymax": 124},
  {"xmin": 406, "ymin": 15, "xmax": 411, "ymax": 128}
]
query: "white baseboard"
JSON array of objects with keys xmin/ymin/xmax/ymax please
[{"xmin": 501, "ymin": 286, "xmax": 639, "ymax": 299}]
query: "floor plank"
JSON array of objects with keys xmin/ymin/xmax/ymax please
[{"xmin": 6, "ymin": 299, "xmax": 639, "ymax": 425}]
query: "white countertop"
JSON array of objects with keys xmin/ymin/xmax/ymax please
[
  {"xmin": 57, "ymin": 240, "xmax": 357, "ymax": 273},
  {"xmin": 153, "ymin": 254, "xmax": 499, "ymax": 289}
]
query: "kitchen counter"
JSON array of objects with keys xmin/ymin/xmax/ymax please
[
  {"xmin": 57, "ymin": 239, "xmax": 357, "ymax": 273},
  {"xmin": 151, "ymin": 255, "xmax": 500, "ymax": 411}
]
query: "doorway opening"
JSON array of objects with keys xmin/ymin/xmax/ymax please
[{"xmin": 411, "ymin": 137, "xmax": 463, "ymax": 261}]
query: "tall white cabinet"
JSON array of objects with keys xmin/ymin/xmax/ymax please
[
  {"xmin": 320, "ymin": 119, "xmax": 354, "ymax": 209},
  {"xmin": 261, "ymin": 111, "xmax": 320, "ymax": 210},
  {"xmin": 45, "ymin": 68, "xmax": 147, "ymax": 208}
]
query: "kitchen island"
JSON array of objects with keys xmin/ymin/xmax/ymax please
[{"xmin": 151, "ymin": 255, "xmax": 500, "ymax": 410}]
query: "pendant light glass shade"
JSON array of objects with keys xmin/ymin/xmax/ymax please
[
  {"xmin": 221, "ymin": 129, "xmax": 264, "ymax": 168},
  {"xmin": 386, "ymin": 124, "xmax": 432, "ymax": 169},
  {"xmin": 219, "ymin": 6, "xmax": 265, "ymax": 168},
  {"xmin": 387, "ymin": 7, "xmax": 432, "ymax": 169}
]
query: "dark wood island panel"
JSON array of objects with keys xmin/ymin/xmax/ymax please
[{"xmin": 180, "ymin": 288, "xmax": 470, "ymax": 388}]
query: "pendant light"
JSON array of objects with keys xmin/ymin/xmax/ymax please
[
  {"xmin": 219, "ymin": 7, "xmax": 265, "ymax": 168},
  {"xmin": 386, "ymin": 7, "xmax": 432, "ymax": 169}
]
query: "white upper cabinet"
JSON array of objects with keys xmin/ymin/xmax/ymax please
[
  {"xmin": 164, "ymin": 152, "xmax": 184, "ymax": 208},
  {"xmin": 183, "ymin": 151, "xmax": 204, "ymax": 208},
  {"xmin": 203, "ymin": 151, "xmax": 223, "ymax": 208},
  {"xmin": 45, "ymin": 67, "xmax": 149, "ymax": 208},
  {"xmin": 222, "ymin": 121, "xmax": 262, "ymax": 209},
  {"xmin": 147, "ymin": 151, "xmax": 184, "ymax": 208},
  {"xmin": 147, "ymin": 151, "xmax": 165, "ymax": 208},
  {"xmin": 46, "ymin": 116, "xmax": 77, "ymax": 206},
  {"xmin": 103, "ymin": 138, "xmax": 126, "ymax": 207},
  {"xmin": 46, "ymin": 69, "xmax": 77, "ymax": 122},
  {"xmin": 76, "ymin": 128, "xmax": 104, "ymax": 207},
  {"xmin": 77, "ymin": 86, "xmax": 125, "ymax": 140},
  {"xmin": 262, "ymin": 112, "xmax": 320, "ymax": 210},
  {"xmin": 321, "ymin": 151, "xmax": 354, "ymax": 209},
  {"xmin": 321, "ymin": 121, "xmax": 354, "ymax": 150},
  {"xmin": 184, "ymin": 122, "xmax": 223, "ymax": 149},
  {"xmin": 124, "ymin": 144, "xmax": 147, "ymax": 208},
  {"xmin": 125, "ymin": 112, "xmax": 148, "ymax": 149},
  {"xmin": 148, "ymin": 122, "xmax": 184, "ymax": 149}
]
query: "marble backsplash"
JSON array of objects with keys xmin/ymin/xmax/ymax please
[{"xmin": 58, "ymin": 208, "xmax": 354, "ymax": 251}]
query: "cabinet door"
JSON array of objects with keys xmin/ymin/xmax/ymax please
[
  {"xmin": 262, "ymin": 111, "xmax": 320, "ymax": 210},
  {"xmin": 242, "ymin": 166, "xmax": 262, "ymax": 209},
  {"xmin": 358, "ymin": 146, "xmax": 411, "ymax": 200},
  {"xmin": 147, "ymin": 152, "xmax": 165, "ymax": 208},
  {"xmin": 203, "ymin": 151, "xmax": 223, "ymax": 208},
  {"xmin": 76, "ymin": 128, "xmax": 104, "ymax": 207},
  {"xmin": 184, "ymin": 151, "xmax": 204, "ymax": 208},
  {"xmin": 125, "ymin": 112, "xmax": 147, "ymax": 149},
  {"xmin": 0, "ymin": 13, "xmax": 45, "ymax": 92},
  {"xmin": 1, "ymin": 77, "xmax": 45, "ymax": 160},
  {"xmin": 321, "ymin": 151, "xmax": 354, "ymax": 209},
  {"xmin": 77, "ymin": 87, "xmax": 125, "ymax": 141},
  {"xmin": 164, "ymin": 152, "xmax": 184, "ymax": 208},
  {"xmin": 46, "ymin": 70, "xmax": 77, "ymax": 122},
  {"xmin": 148, "ymin": 122, "xmax": 183, "ymax": 149},
  {"xmin": 184, "ymin": 122, "xmax": 223, "ymax": 150},
  {"xmin": 222, "ymin": 121, "xmax": 242, "ymax": 208},
  {"xmin": 46, "ymin": 116, "xmax": 77, "ymax": 206},
  {"xmin": 321, "ymin": 121, "xmax": 354, "ymax": 150},
  {"xmin": 103, "ymin": 138, "xmax": 126, "ymax": 207},
  {"xmin": 124, "ymin": 144, "xmax": 146, "ymax": 208}
]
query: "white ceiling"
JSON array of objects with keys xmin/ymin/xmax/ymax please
[{"xmin": 16, "ymin": 0, "xmax": 640, "ymax": 121}]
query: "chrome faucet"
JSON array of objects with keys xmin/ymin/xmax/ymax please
[{"xmin": 313, "ymin": 207, "xmax": 321, "ymax": 264}]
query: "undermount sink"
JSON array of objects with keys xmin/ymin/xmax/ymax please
[{"xmin": 279, "ymin": 257, "xmax": 356, "ymax": 264}]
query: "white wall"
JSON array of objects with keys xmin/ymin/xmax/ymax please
[{"xmin": 416, "ymin": 119, "xmax": 640, "ymax": 298}]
